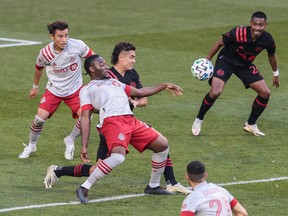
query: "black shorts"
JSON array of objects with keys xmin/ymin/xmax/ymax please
[{"xmin": 213, "ymin": 57, "xmax": 264, "ymax": 88}]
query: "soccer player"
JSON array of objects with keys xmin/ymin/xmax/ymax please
[
  {"xmin": 43, "ymin": 42, "xmax": 191, "ymax": 195},
  {"xmin": 180, "ymin": 160, "xmax": 248, "ymax": 216},
  {"xmin": 76, "ymin": 54, "xmax": 182, "ymax": 203},
  {"xmin": 18, "ymin": 20, "xmax": 94, "ymax": 159},
  {"xmin": 192, "ymin": 11, "xmax": 280, "ymax": 137}
]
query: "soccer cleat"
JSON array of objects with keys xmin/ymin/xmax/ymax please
[
  {"xmin": 243, "ymin": 122, "xmax": 265, "ymax": 137},
  {"xmin": 19, "ymin": 143, "xmax": 36, "ymax": 159},
  {"xmin": 192, "ymin": 118, "xmax": 203, "ymax": 136},
  {"xmin": 43, "ymin": 165, "xmax": 58, "ymax": 188},
  {"xmin": 76, "ymin": 186, "xmax": 89, "ymax": 204},
  {"xmin": 144, "ymin": 185, "xmax": 174, "ymax": 195},
  {"xmin": 64, "ymin": 136, "xmax": 75, "ymax": 160},
  {"xmin": 166, "ymin": 183, "xmax": 192, "ymax": 194}
]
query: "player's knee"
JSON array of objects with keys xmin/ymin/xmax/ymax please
[
  {"xmin": 110, "ymin": 153, "xmax": 125, "ymax": 165},
  {"xmin": 34, "ymin": 115, "xmax": 45, "ymax": 126}
]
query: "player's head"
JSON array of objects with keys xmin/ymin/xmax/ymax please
[
  {"xmin": 250, "ymin": 11, "xmax": 267, "ymax": 39},
  {"xmin": 84, "ymin": 54, "xmax": 109, "ymax": 80},
  {"xmin": 47, "ymin": 20, "xmax": 69, "ymax": 35},
  {"xmin": 186, "ymin": 160, "xmax": 207, "ymax": 183},
  {"xmin": 47, "ymin": 20, "xmax": 69, "ymax": 51},
  {"xmin": 111, "ymin": 42, "xmax": 136, "ymax": 69}
]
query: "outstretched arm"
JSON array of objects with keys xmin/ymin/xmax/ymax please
[{"xmin": 129, "ymin": 83, "xmax": 183, "ymax": 98}]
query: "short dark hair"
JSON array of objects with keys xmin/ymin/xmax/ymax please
[
  {"xmin": 84, "ymin": 54, "xmax": 100, "ymax": 75},
  {"xmin": 251, "ymin": 11, "xmax": 267, "ymax": 21},
  {"xmin": 186, "ymin": 160, "xmax": 206, "ymax": 183},
  {"xmin": 47, "ymin": 20, "xmax": 69, "ymax": 35},
  {"xmin": 111, "ymin": 41, "xmax": 136, "ymax": 65}
]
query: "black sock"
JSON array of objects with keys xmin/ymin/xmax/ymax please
[
  {"xmin": 55, "ymin": 164, "xmax": 92, "ymax": 178},
  {"xmin": 247, "ymin": 95, "xmax": 269, "ymax": 125},
  {"xmin": 197, "ymin": 93, "xmax": 216, "ymax": 120},
  {"xmin": 164, "ymin": 155, "xmax": 177, "ymax": 185}
]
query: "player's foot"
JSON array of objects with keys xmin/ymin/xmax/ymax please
[
  {"xmin": 43, "ymin": 165, "xmax": 58, "ymax": 188},
  {"xmin": 76, "ymin": 186, "xmax": 89, "ymax": 204},
  {"xmin": 243, "ymin": 122, "xmax": 265, "ymax": 137},
  {"xmin": 192, "ymin": 118, "xmax": 202, "ymax": 136},
  {"xmin": 166, "ymin": 183, "xmax": 192, "ymax": 194},
  {"xmin": 144, "ymin": 185, "xmax": 174, "ymax": 195},
  {"xmin": 64, "ymin": 136, "xmax": 75, "ymax": 160},
  {"xmin": 19, "ymin": 143, "xmax": 36, "ymax": 159}
]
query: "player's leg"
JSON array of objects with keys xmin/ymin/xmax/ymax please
[
  {"xmin": 144, "ymin": 134, "xmax": 173, "ymax": 195},
  {"xmin": 154, "ymin": 132, "xmax": 191, "ymax": 194},
  {"xmin": 19, "ymin": 90, "xmax": 61, "ymax": 159},
  {"xmin": 63, "ymin": 89, "xmax": 82, "ymax": 160},
  {"xmin": 238, "ymin": 65, "xmax": 269, "ymax": 136},
  {"xmin": 244, "ymin": 80, "xmax": 270, "ymax": 136},
  {"xmin": 164, "ymin": 154, "xmax": 192, "ymax": 194},
  {"xmin": 76, "ymin": 118, "xmax": 128, "ymax": 203},
  {"xmin": 43, "ymin": 164, "xmax": 93, "ymax": 188},
  {"xmin": 192, "ymin": 77, "xmax": 226, "ymax": 136},
  {"xmin": 76, "ymin": 146, "xmax": 126, "ymax": 203}
]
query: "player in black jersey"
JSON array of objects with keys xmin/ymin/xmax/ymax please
[
  {"xmin": 44, "ymin": 42, "xmax": 191, "ymax": 194},
  {"xmin": 192, "ymin": 11, "xmax": 280, "ymax": 137}
]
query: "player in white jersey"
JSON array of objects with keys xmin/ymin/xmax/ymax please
[
  {"xmin": 180, "ymin": 161, "xmax": 248, "ymax": 216},
  {"xmin": 75, "ymin": 54, "xmax": 183, "ymax": 203},
  {"xmin": 19, "ymin": 20, "xmax": 94, "ymax": 160}
]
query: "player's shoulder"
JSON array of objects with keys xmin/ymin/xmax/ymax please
[{"xmin": 68, "ymin": 38, "xmax": 86, "ymax": 46}]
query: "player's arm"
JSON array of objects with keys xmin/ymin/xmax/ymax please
[
  {"xmin": 80, "ymin": 109, "xmax": 93, "ymax": 163},
  {"xmin": 129, "ymin": 83, "xmax": 183, "ymax": 98},
  {"xmin": 29, "ymin": 68, "xmax": 43, "ymax": 98},
  {"xmin": 206, "ymin": 37, "xmax": 224, "ymax": 60},
  {"xmin": 268, "ymin": 53, "xmax": 280, "ymax": 88},
  {"xmin": 232, "ymin": 202, "xmax": 248, "ymax": 216}
]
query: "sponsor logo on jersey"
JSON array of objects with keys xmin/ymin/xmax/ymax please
[{"xmin": 52, "ymin": 63, "xmax": 78, "ymax": 73}]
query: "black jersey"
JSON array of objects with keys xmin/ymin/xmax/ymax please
[
  {"xmin": 107, "ymin": 67, "xmax": 143, "ymax": 110},
  {"xmin": 218, "ymin": 26, "xmax": 276, "ymax": 67}
]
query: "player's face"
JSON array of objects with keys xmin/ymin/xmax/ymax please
[
  {"xmin": 50, "ymin": 28, "xmax": 69, "ymax": 52},
  {"xmin": 118, "ymin": 50, "xmax": 136, "ymax": 70},
  {"xmin": 91, "ymin": 57, "xmax": 109, "ymax": 79},
  {"xmin": 250, "ymin": 17, "xmax": 267, "ymax": 39}
]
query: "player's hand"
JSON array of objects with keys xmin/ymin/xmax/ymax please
[
  {"xmin": 272, "ymin": 76, "xmax": 280, "ymax": 88},
  {"xmin": 128, "ymin": 97, "xmax": 139, "ymax": 107},
  {"xmin": 29, "ymin": 88, "xmax": 38, "ymax": 98},
  {"xmin": 80, "ymin": 152, "xmax": 90, "ymax": 163},
  {"xmin": 165, "ymin": 83, "xmax": 183, "ymax": 96}
]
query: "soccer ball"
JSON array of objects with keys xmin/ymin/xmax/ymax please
[{"xmin": 191, "ymin": 58, "xmax": 214, "ymax": 81}]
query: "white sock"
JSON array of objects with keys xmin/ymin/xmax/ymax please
[
  {"xmin": 29, "ymin": 115, "xmax": 45, "ymax": 146},
  {"xmin": 149, "ymin": 148, "xmax": 169, "ymax": 188},
  {"xmin": 81, "ymin": 153, "xmax": 125, "ymax": 190}
]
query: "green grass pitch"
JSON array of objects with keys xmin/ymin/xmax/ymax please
[{"xmin": 0, "ymin": 0, "xmax": 287, "ymax": 215}]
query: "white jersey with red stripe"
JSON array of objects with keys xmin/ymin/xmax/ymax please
[
  {"xmin": 36, "ymin": 38, "xmax": 92, "ymax": 97},
  {"xmin": 180, "ymin": 182, "xmax": 237, "ymax": 216},
  {"xmin": 80, "ymin": 78, "xmax": 133, "ymax": 128}
]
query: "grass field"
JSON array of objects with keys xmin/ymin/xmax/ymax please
[{"xmin": 0, "ymin": 0, "xmax": 287, "ymax": 215}]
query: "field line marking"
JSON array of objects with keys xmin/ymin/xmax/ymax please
[
  {"xmin": 0, "ymin": 176, "xmax": 287, "ymax": 213},
  {"xmin": 0, "ymin": 37, "xmax": 41, "ymax": 48}
]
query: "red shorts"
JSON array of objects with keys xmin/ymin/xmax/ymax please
[
  {"xmin": 99, "ymin": 115, "xmax": 159, "ymax": 154},
  {"xmin": 38, "ymin": 88, "xmax": 81, "ymax": 118}
]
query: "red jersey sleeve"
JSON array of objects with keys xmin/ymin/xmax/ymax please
[
  {"xmin": 124, "ymin": 85, "xmax": 131, "ymax": 96},
  {"xmin": 81, "ymin": 104, "xmax": 94, "ymax": 111}
]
